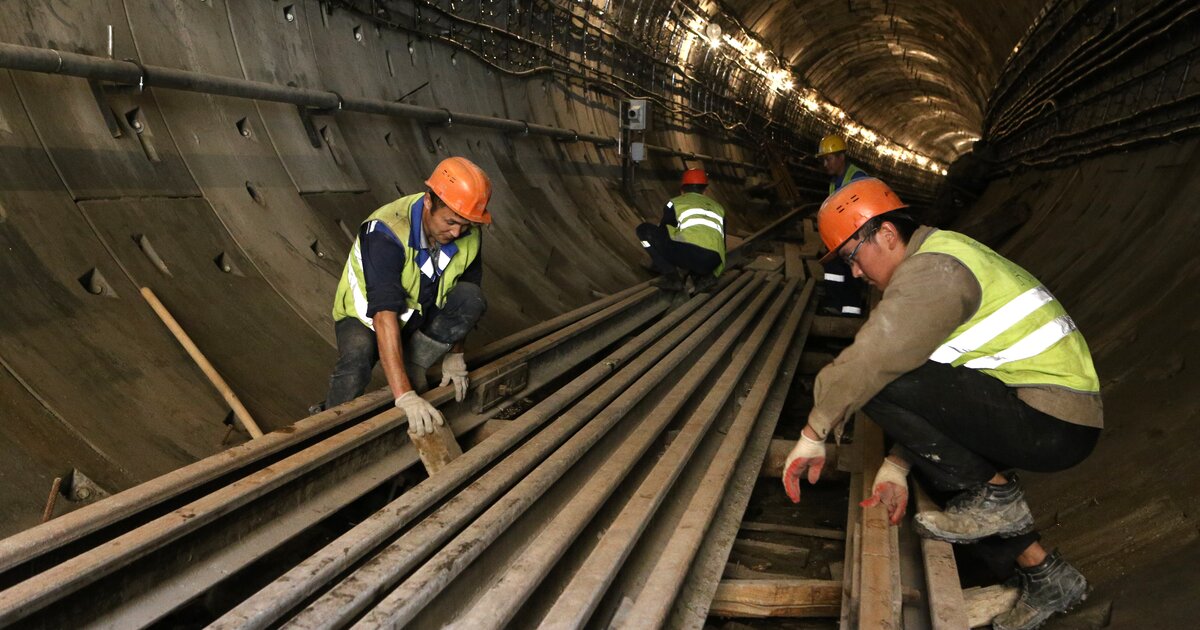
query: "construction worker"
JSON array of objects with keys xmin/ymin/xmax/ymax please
[
  {"xmin": 782, "ymin": 178, "xmax": 1101, "ymax": 630},
  {"xmin": 815, "ymin": 134, "xmax": 869, "ymax": 317},
  {"xmin": 636, "ymin": 168, "xmax": 726, "ymax": 292},
  {"xmin": 322, "ymin": 157, "xmax": 491, "ymax": 437}
]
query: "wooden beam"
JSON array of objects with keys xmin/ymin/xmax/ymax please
[
  {"xmin": 409, "ymin": 423, "xmax": 463, "ymax": 475},
  {"xmin": 710, "ymin": 579, "xmax": 842, "ymax": 618},
  {"xmin": 733, "ymin": 538, "xmax": 811, "ymax": 565},
  {"xmin": 810, "ymin": 315, "xmax": 864, "ymax": 339},
  {"xmin": 964, "ymin": 584, "xmax": 1020, "ymax": 628},
  {"xmin": 784, "ymin": 243, "xmax": 807, "ymax": 280},
  {"xmin": 858, "ymin": 414, "xmax": 902, "ymax": 628},
  {"xmin": 739, "ymin": 521, "xmax": 846, "ymax": 541},
  {"xmin": 915, "ymin": 485, "xmax": 971, "ymax": 630}
]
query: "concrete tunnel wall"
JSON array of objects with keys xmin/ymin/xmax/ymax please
[
  {"xmin": 1, "ymin": 0, "xmax": 1198, "ymax": 620},
  {"xmin": 0, "ymin": 1, "xmax": 781, "ymax": 535}
]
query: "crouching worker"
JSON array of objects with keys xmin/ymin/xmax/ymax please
[
  {"xmin": 781, "ymin": 178, "xmax": 1102, "ymax": 630},
  {"xmin": 636, "ymin": 168, "xmax": 726, "ymax": 293},
  {"xmin": 323, "ymin": 157, "xmax": 491, "ymax": 436}
]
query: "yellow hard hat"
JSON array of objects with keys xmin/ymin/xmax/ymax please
[{"xmin": 816, "ymin": 134, "xmax": 847, "ymax": 157}]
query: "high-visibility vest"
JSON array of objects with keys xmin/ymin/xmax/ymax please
[
  {"xmin": 332, "ymin": 193, "xmax": 481, "ymax": 329},
  {"xmin": 828, "ymin": 163, "xmax": 869, "ymax": 194},
  {"xmin": 918, "ymin": 230, "xmax": 1100, "ymax": 393},
  {"xmin": 665, "ymin": 192, "xmax": 727, "ymax": 276}
]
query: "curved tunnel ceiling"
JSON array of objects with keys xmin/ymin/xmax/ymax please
[{"xmin": 724, "ymin": 0, "xmax": 1047, "ymax": 161}]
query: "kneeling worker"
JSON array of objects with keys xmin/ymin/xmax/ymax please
[
  {"xmin": 782, "ymin": 178, "xmax": 1101, "ymax": 630},
  {"xmin": 636, "ymin": 168, "xmax": 726, "ymax": 292},
  {"xmin": 323, "ymin": 157, "xmax": 491, "ymax": 436}
]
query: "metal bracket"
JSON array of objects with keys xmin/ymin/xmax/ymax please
[
  {"xmin": 420, "ymin": 108, "xmax": 453, "ymax": 153},
  {"xmin": 472, "ymin": 362, "xmax": 529, "ymax": 414}
]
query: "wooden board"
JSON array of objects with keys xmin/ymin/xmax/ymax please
[
  {"xmin": 710, "ymin": 579, "xmax": 842, "ymax": 618},
  {"xmin": 915, "ymin": 485, "xmax": 971, "ymax": 629}
]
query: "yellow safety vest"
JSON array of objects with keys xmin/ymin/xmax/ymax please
[
  {"xmin": 665, "ymin": 192, "xmax": 727, "ymax": 276},
  {"xmin": 332, "ymin": 193, "xmax": 481, "ymax": 329},
  {"xmin": 918, "ymin": 230, "xmax": 1100, "ymax": 393}
]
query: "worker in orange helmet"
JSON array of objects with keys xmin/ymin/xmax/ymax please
[
  {"xmin": 782, "ymin": 178, "xmax": 1102, "ymax": 630},
  {"xmin": 636, "ymin": 168, "xmax": 727, "ymax": 293},
  {"xmin": 322, "ymin": 157, "xmax": 492, "ymax": 437}
]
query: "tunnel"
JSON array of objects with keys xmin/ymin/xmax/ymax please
[{"xmin": 0, "ymin": 0, "xmax": 1195, "ymax": 627}]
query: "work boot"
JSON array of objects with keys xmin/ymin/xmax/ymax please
[
  {"xmin": 992, "ymin": 550, "xmax": 1088, "ymax": 630},
  {"xmin": 913, "ymin": 475, "xmax": 1034, "ymax": 543},
  {"xmin": 650, "ymin": 270, "xmax": 685, "ymax": 291},
  {"xmin": 691, "ymin": 273, "xmax": 719, "ymax": 294},
  {"xmin": 403, "ymin": 330, "xmax": 452, "ymax": 392}
]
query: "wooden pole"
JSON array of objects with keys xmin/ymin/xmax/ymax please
[
  {"xmin": 139, "ymin": 287, "xmax": 264, "ymax": 439},
  {"xmin": 41, "ymin": 477, "xmax": 62, "ymax": 523}
]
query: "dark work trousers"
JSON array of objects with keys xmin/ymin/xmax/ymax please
[
  {"xmin": 863, "ymin": 360, "xmax": 1100, "ymax": 577},
  {"xmin": 636, "ymin": 223, "xmax": 720, "ymax": 276},
  {"xmin": 819, "ymin": 258, "xmax": 866, "ymax": 316},
  {"xmin": 323, "ymin": 282, "xmax": 487, "ymax": 408}
]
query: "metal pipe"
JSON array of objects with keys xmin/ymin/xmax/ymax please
[
  {"xmin": 0, "ymin": 41, "xmax": 777, "ymax": 170},
  {"xmin": 468, "ymin": 278, "xmax": 798, "ymax": 628},
  {"xmin": 316, "ymin": 275, "xmax": 764, "ymax": 629},
  {"xmin": 621, "ymin": 279, "xmax": 816, "ymax": 627},
  {"xmin": 207, "ymin": 277, "xmax": 719, "ymax": 630}
]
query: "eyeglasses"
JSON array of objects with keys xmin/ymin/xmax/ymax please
[{"xmin": 840, "ymin": 225, "xmax": 878, "ymax": 265}]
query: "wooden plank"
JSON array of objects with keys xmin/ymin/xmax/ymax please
[
  {"xmin": 784, "ymin": 243, "xmax": 806, "ymax": 280},
  {"xmin": 915, "ymin": 485, "xmax": 971, "ymax": 630},
  {"xmin": 710, "ymin": 579, "xmax": 842, "ymax": 618},
  {"xmin": 733, "ymin": 538, "xmax": 812, "ymax": 564},
  {"xmin": 964, "ymin": 585, "xmax": 1020, "ymax": 628},
  {"xmin": 810, "ymin": 315, "xmax": 864, "ymax": 339},
  {"xmin": 723, "ymin": 563, "xmax": 796, "ymax": 581},
  {"xmin": 739, "ymin": 521, "xmax": 846, "ymax": 541},
  {"xmin": 409, "ymin": 423, "xmax": 463, "ymax": 475},
  {"xmin": 858, "ymin": 414, "xmax": 902, "ymax": 628}
]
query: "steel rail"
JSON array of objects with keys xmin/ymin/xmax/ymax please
[
  {"xmin": 0, "ymin": 286, "xmax": 667, "ymax": 627},
  {"xmin": 341, "ymin": 275, "xmax": 770, "ymax": 629},
  {"xmin": 670, "ymin": 294, "xmax": 818, "ymax": 628},
  {"xmin": 208, "ymin": 273, "xmax": 742, "ymax": 630},
  {"xmin": 540, "ymin": 277, "xmax": 813, "ymax": 629},
  {"xmin": 279, "ymin": 274, "xmax": 761, "ymax": 629},
  {"xmin": 621, "ymin": 278, "xmax": 816, "ymax": 627},
  {"xmin": 0, "ymin": 282, "xmax": 659, "ymax": 579},
  {"xmin": 469, "ymin": 277, "xmax": 799, "ymax": 628}
]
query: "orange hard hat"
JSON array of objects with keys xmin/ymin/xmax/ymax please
[
  {"xmin": 681, "ymin": 168, "xmax": 708, "ymax": 187},
  {"xmin": 425, "ymin": 157, "xmax": 493, "ymax": 224},
  {"xmin": 817, "ymin": 178, "xmax": 907, "ymax": 263}
]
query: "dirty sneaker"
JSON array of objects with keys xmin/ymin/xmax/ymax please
[
  {"xmin": 992, "ymin": 550, "xmax": 1088, "ymax": 630},
  {"xmin": 913, "ymin": 475, "xmax": 1034, "ymax": 543}
]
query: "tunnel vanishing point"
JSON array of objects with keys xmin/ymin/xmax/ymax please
[{"xmin": 0, "ymin": 0, "xmax": 1196, "ymax": 628}]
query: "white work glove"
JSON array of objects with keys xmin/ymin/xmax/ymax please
[
  {"xmin": 439, "ymin": 352, "xmax": 469, "ymax": 403},
  {"xmin": 782, "ymin": 432, "xmax": 826, "ymax": 504},
  {"xmin": 396, "ymin": 390, "xmax": 445, "ymax": 436},
  {"xmin": 860, "ymin": 457, "xmax": 911, "ymax": 525}
]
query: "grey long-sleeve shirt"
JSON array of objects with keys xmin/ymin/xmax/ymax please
[{"xmin": 809, "ymin": 226, "xmax": 1103, "ymax": 439}]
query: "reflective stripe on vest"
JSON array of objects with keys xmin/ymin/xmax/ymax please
[
  {"xmin": 677, "ymin": 208, "xmax": 724, "ymax": 234},
  {"xmin": 918, "ymin": 230, "xmax": 1099, "ymax": 393}
]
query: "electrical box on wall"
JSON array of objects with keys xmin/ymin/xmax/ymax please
[
  {"xmin": 630, "ymin": 142, "xmax": 645, "ymax": 162},
  {"xmin": 625, "ymin": 99, "xmax": 649, "ymax": 130}
]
